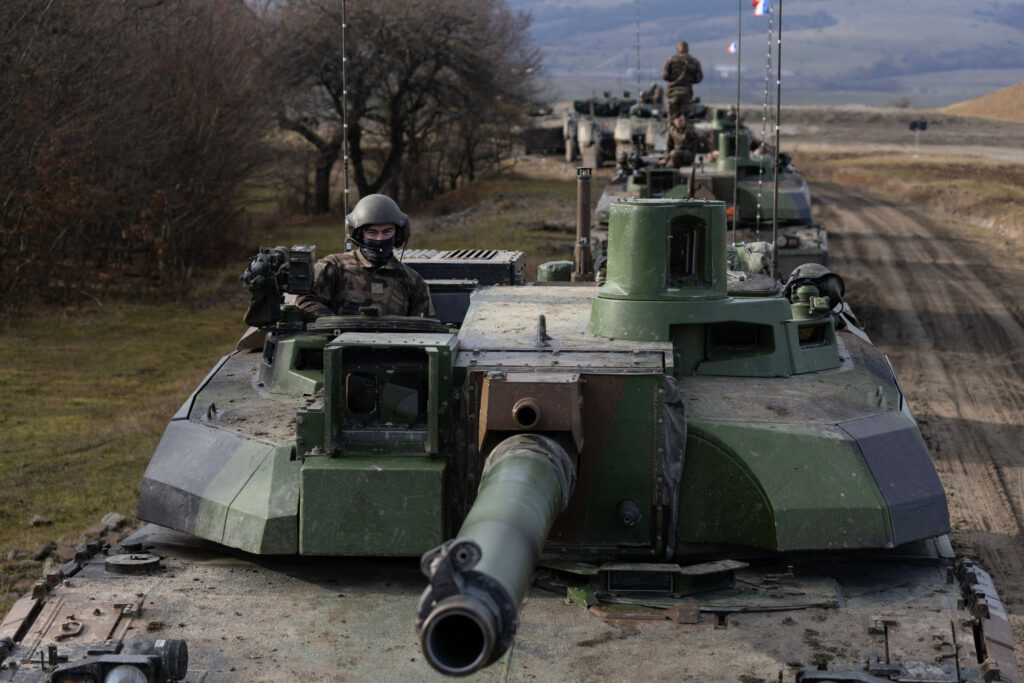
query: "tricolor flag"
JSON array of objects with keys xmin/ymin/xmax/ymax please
[
  {"xmin": 752, "ymin": 0, "xmax": 769, "ymax": 16},
  {"xmin": 727, "ymin": 41, "xmax": 738, "ymax": 54}
]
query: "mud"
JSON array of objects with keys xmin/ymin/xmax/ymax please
[{"xmin": 817, "ymin": 180, "xmax": 1024, "ymax": 679}]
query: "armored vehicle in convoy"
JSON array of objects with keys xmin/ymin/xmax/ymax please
[
  {"xmin": 568, "ymin": 93, "xmax": 710, "ymax": 167},
  {"xmin": 596, "ymin": 108, "xmax": 826, "ymax": 276},
  {"xmin": 0, "ymin": 181, "xmax": 1017, "ymax": 681}
]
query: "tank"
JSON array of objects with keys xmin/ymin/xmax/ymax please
[
  {"xmin": 569, "ymin": 114, "xmax": 614, "ymax": 169},
  {"xmin": 0, "ymin": 193, "xmax": 1018, "ymax": 682},
  {"xmin": 566, "ymin": 91, "xmax": 710, "ymax": 167},
  {"xmin": 596, "ymin": 107, "xmax": 826, "ymax": 276}
]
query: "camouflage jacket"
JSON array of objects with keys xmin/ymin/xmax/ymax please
[
  {"xmin": 661, "ymin": 53, "xmax": 703, "ymax": 93},
  {"xmin": 665, "ymin": 124, "xmax": 709, "ymax": 157},
  {"xmin": 295, "ymin": 250, "xmax": 434, "ymax": 320}
]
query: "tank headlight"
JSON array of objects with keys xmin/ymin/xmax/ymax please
[
  {"xmin": 776, "ymin": 234, "xmax": 801, "ymax": 249},
  {"xmin": 104, "ymin": 664, "xmax": 149, "ymax": 683}
]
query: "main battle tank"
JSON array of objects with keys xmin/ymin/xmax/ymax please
[{"xmin": 1, "ymin": 185, "xmax": 1018, "ymax": 681}]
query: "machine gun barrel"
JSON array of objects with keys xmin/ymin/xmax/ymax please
[{"xmin": 417, "ymin": 434, "xmax": 575, "ymax": 676}]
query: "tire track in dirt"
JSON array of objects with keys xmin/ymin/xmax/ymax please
[{"xmin": 814, "ymin": 182, "xmax": 1024, "ymax": 673}]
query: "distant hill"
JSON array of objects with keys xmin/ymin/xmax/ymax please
[
  {"xmin": 507, "ymin": 0, "xmax": 1024, "ymax": 108},
  {"xmin": 941, "ymin": 82, "xmax": 1024, "ymax": 123}
]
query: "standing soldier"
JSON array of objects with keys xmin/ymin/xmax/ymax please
[{"xmin": 661, "ymin": 41, "xmax": 703, "ymax": 120}]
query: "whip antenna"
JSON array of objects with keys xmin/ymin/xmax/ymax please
[
  {"xmin": 771, "ymin": 0, "xmax": 783, "ymax": 278},
  {"xmin": 756, "ymin": 1, "xmax": 774, "ymax": 240},
  {"xmin": 634, "ymin": 0, "xmax": 641, "ymax": 102},
  {"xmin": 342, "ymin": 0, "xmax": 351, "ymax": 217},
  {"xmin": 732, "ymin": 0, "xmax": 742, "ymax": 245}
]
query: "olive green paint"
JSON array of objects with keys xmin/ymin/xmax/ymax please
[
  {"xmin": 548, "ymin": 374, "xmax": 662, "ymax": 553},
  {"xmin": 677, "ymin": 425, "xmax": 892, "ymax": 551},
  {"xmin": 299, "ymin": 456, "xmax": 446, "ymax": 556},
  {"xmin": 221, "ymin": 447, "xmax": 300, "ymax": 554},
  {"xmin": 458, "ymin": 436, "xmax": 572, "ymax": 610},
  {"xmin": 590, "ymin": 199, "xmax": 839, "ymax": 377},
  {"xmin": 322, "ymin": 332, "xmax": 457, "ymax": 456},
  {"xmin": 260, "ymin": 336, "xmax": 327, "ymax": 396},
  {"xmin": 595, "ymin": 199, "xmax": 729, "ymax": 303},
  {"xmin": 135, "ymin": 198, "xmax": 945, "ymax": 573},
  {"xmin": 194, "ymin": 442, "xmax": 299, "ymax": 554}
]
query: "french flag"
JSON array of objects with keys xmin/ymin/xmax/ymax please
[
  {"xmin": 727, "ymin": 41, "xmax": 738, "ymax": 54},
  {"xmin": 752, "ymin": 0, "xmax": 769, "ymax": 16}
]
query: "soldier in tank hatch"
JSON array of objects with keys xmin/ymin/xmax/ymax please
[
  {"xmin": 721, "ymin": 105, "xmax": 763, "ymax": 151},
  {"xmin": 640, "ymin": 81, "xmax": 664, "ymax": 105},
  {"xmin": 661, "ymin": 40, "xmax": 703, "ymax": 120},
  {"xmin": 295, "ymin": 194, "xmax": 434, "ymax": 319},
  {"xmin": 657, "ymin": 114, "xmax": 712, "ymax": 168}
]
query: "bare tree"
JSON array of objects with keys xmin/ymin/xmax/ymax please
[
  {"xmin": 0, "ymin": 0, "xmax": 276, "ymax": 308},
  {"xmin": 273, "ymin": 0, "xmax": 538, "ymax": 212}
]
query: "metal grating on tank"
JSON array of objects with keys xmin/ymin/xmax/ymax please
[{"xmin": 403, "ymin": 249, "xmax": 526, "ymax": 285}]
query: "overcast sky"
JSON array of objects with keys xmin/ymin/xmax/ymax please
[{"xmin": 507, "ymin": 0, "xmax": 1024, "ymax": 107}]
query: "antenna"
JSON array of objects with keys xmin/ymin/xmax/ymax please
[
  {"xmin": 342, "ymin": 0, "xmax": 351, "ymax": 217},
  {"xmin": 756, "ymin": 1, "xmax": 774, "ymax": 240},
  {"xmin": 634, "ymin": 0, "xmax": 641, "ymax": 100},
  {"xmin": 732, "ymin": 0, "xmax": 742, "ymax": 246},
  {"xmin": 771, "ymin": 0, "xmax": 783, "ymax": 278}
]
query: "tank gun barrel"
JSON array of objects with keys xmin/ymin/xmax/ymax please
[{"xmin": 417, "ymin": 434, "xmax": 575, "ymax": 676}]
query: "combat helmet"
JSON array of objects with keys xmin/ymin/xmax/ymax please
[
  {"xmin": 783, "ymin": 263, "xmax": 845, "ymax": 310},
  {"xmin": 346, "ymin": 194, "xmax": 410, "ymax": 247}
]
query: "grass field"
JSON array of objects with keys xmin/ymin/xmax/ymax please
[
  {"xmin": 0, "ymin": 298, "xmax": 242, "ymax": 613},
  {"xmin": 795, "ymin": 152, "xmax": 1024, "ymax": 246},
  {"xmin": 0, "ymin": 166, "xmax": 581, "ymax": 616}
]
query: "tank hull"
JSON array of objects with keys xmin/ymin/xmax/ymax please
[{"xmin": 0, "ymin": 524, "xmax": 1013, "ymax": 682}]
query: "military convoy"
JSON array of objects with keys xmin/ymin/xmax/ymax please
[
  {"xmin": 562, "ymin": 96, "xmax": 826, "ymax": 277},
  {"xmin": 0, "ymin": 169, "xmax": 1017, "ymax": 680},
  {"xmin": 563, "ymin": 92, "xmax": 709, "ymax": 168},
  {"xmin": 594, "ymin": 107, "xmax": 827, "ymax": 277}
]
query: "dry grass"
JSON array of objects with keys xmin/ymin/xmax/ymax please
[
  {"xmin": 940, "ymin": 82, "xmax": 1024, "ymax": 124},
  {"xmin": 250, "ymin": 166, "xmax": 585, "ymax": 279},
  {"xmin": 415, "ymin": 170, "xmax": 581, "ymax": 278},
  {"xmin": 0, "ymin": 297, "xmax": 242, "ymax": 613},
  {"xmin": 795, "ymin": 151, "xmax": 1024, "ymax": 247}
]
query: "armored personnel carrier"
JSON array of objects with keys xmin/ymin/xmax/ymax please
[{"xmin": 0, "ymin": 184, "xmax": 1017, "ymax": 681}]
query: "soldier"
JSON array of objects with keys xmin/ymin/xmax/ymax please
[
  {"xmin": 640, "ymin": 81, "xmax": 664, "ymax": 105},
  {"xmin": 661, "ymin": 41, "xmax": 703, "ymax": 120},
  {"xmin": 296, "ymin": 194, "xmax": 434, "ymax": 320},
  {"xmin": 657, "ymin": 115, "xmax": 711, "ymax": 168},
  {"xmin": 718, "ymin": 106, "xmax": 763, "ymax": 152}
]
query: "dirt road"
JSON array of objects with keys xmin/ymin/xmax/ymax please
[{"xmin": 817, "ymin": 181, "xmax": 1024, "ymax": 674}]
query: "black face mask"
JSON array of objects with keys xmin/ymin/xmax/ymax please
[{"xmin": 360, "ymin": 235, "xmax": 396, "ymax": 265}]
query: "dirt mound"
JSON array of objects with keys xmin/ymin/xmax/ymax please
[{"xmin": 940, "ymin": 82, "xmax": 1024, "ymax": 123}]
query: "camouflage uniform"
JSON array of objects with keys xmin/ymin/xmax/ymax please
[
  {"xmin": 662, "ymin": 122, "xmax": 709, "ymax": 168},
  {"xmin": 640, "ymin": 82, "xmax": 664, "ymax": 105},
  {"xmin": 295, "ymin": 250, "xmax": 434, "ymax": 320},
  {"xmin": 661, "ymin": 52, "xmax": 703, "ymax": 120}
]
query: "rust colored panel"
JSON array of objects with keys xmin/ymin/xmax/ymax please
[{"xmin": 479, "ymin": 372, "xmax": 583, "ymax": 451}]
